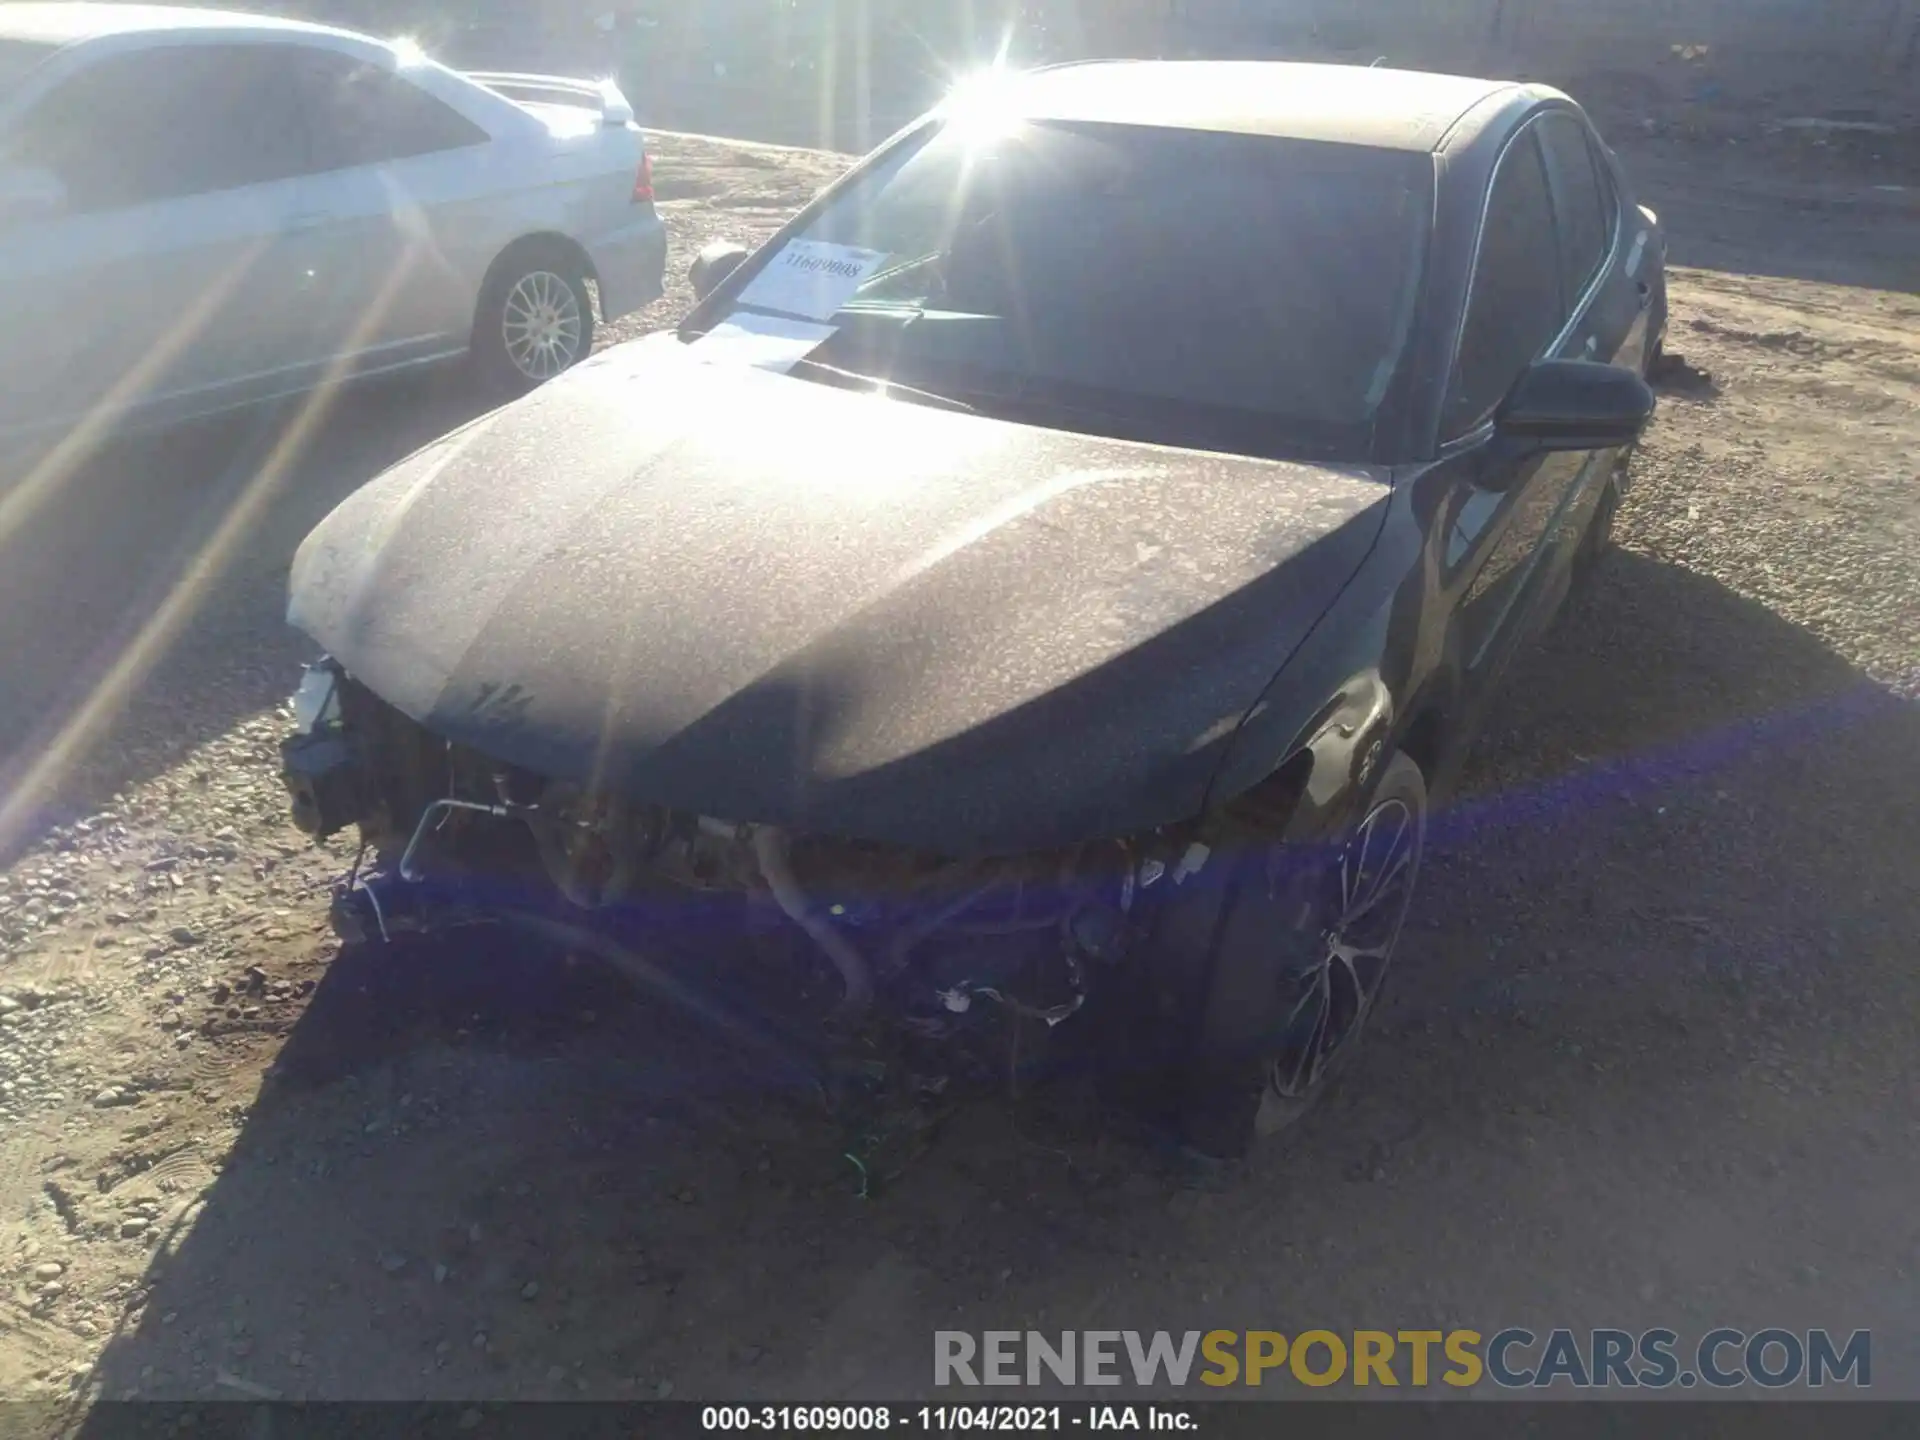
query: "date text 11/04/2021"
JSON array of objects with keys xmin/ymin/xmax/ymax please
[{"xmin": 702, "ymin": 1408, "xmax": 1191, "ymax": 1431}]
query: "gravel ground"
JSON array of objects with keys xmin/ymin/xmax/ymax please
[{"xmin": 0, "ymin": 130, "xmax": 1916, "ymax": 1415}]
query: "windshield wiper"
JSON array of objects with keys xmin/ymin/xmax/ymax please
[
  {"xmin": 836, "ymin": 299, "xmax": 928, "ymax": 320},
  {"xmin": 853, "ymin": 251, "xmax": 945, "ymax": 300}
]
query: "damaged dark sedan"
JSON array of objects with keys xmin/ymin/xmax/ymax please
[{"xmin": 279, "ymin": 61, "xmax": 1666, "ymax": 1160}]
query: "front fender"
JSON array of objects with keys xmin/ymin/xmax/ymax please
[{"xmin": 1205, "ymin": 486, "xmax": 1430, "ymax": 842}]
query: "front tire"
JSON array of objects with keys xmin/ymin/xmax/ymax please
[
  {"xmin": 473, "ymin": 246, "xmax": 595, "ymax": 396},
  {"xmin": 1179, "ymin": 750, "xmax": 1428, "ymax": 1158}
]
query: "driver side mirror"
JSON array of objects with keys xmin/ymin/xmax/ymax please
[
  {"xmin": 0, "ymin": 165, "xmax": 67, "ymax": 225},
  {"xmin": 689, "ymin": 241, "xmax": 749, "ymax": 302},
  {"xmin": 1496, "ymin": 358, "xmax": 1656, "ymax": 452}
]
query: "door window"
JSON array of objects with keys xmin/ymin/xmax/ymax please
[
  {"xmin": 7, "ymin": 43, "xmax": 488, "ymax": 213},
  {"xmin": 6, "ymin": 46, "xmax": 312, "ymax": 211},
  {"xmin": 292, "ymin": 51, "xmax": 488, "ymax": 172},
  {"xmin": 1443, "ymin": 126, "xmax": 1564, "ymax": 436},
  {"xmin": 1536, "ymin": 111, "xmax": 1614, "ymax": 308}
]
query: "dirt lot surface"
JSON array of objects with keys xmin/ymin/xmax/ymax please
[{"xmin": 1, "ymin": 129, "xmax": 1916, "ymax": 1419}]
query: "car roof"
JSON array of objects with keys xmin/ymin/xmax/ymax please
[
  {"xmin": 1002, "ymin": 60, "xmax": 1528, "ymax": 153},
  {"xmin": 0, "ymin": 3, "xmax": 351, "ymax": 46}
]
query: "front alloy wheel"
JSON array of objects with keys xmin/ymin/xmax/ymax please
[{"xmin": 1256, "ymin": 750, "xmax": 1426, "ymax": 1135}]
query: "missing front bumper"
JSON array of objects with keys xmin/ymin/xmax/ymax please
[{"xmin": 280, "ymin": 660, "xmax": 369, "ymax": 839}]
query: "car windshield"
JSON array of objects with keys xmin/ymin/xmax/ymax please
[
  {"xmin": 706, "ymin": 117, "xmax": 1433, "ymax": 461},
  {"xmin": 0, "ymin": 38, "xmax": 56, "ymax": 100}
]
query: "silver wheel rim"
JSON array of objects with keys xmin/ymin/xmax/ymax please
[
  {"xmin": 1269, "ymin": 797, "xmax": 1421, "ymax": 1100},
  {"xmin": 501, "ymin": 270, "xmax": 583, "ymax": 380}
]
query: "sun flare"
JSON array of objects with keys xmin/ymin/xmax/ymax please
[{"xmin": 940, "ymin": 63, "xmax": 1027, "ymax": 147}]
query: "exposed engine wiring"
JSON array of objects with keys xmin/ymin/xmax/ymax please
[
  {"xmin": 880, "ymin": 871, "xmax": 1005, "ymax": 973},
  {"xmin": 387, "ymin": 756, "xmax": 1141, "ymax": 1047},
  {"xmin": 753, "ymin": 825, "xmax": 876, "ymax": 1020}
]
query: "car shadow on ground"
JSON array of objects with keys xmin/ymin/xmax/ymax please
[
  {"xmin": 72, "ymin": 547, "xmax": 1920, "ymax": 1407},
  {"xmin": 0, "ymin": 372, "xmax": 497, "ymax": 866}
]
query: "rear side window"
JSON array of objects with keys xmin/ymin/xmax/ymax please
[
  {"xmin": 1537, "ymin": 112, "xmax": 1614, "ymax": 305},
  {"xmin": 1445, "ymin": 127, "xmax": 1563, "ymax": 435},
  {"xmin": 294, "ymin": 51, "xmax": 488, "ymax": 171},
  {"xmin": 8, "ymin": 45, "xmax": 312, "ymax": 210}
]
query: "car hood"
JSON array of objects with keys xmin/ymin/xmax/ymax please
[{"xmin": 288, "ymin": 340, "xmax": 1391, "ymax": 854}]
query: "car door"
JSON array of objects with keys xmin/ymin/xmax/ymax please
[
  {"xmin": 267, "ymin": 47, "xmax": 495, "ymax": 382},
  {"xmin": 1429, "ymin": 119, "xmax": 1583, "ymax": 711},
  {"xmin": 1524, "ymin": 110, "xmax": 1642, "ymax": 595},
  {"xmin": 0, "ymin": 44, "xmax": 317, "ymax": 439}
]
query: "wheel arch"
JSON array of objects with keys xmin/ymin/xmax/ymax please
[
  {"xmin": 1198, "ymin": 635, "xmax": 1464, "ymax": 870},
  {"xmin": 1205, "ymin": 667, "xmax": 1401, "ymax": 849},
  {"xmin": 473, "ymin": 232, "xmax": 600, "ymax": 342}
]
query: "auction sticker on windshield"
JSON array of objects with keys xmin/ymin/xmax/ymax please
[
  {"xmin": 690, "ymin": 312, "xmax": 837, "ymax": 372},
  {"xmin": 735, "ymin": 240, "xmax": 889, "ymax": 321}
]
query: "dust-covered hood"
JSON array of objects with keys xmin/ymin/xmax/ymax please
[{"xmin": 288, "ymin": 339, "xmax": 1390, "ymax": 854}]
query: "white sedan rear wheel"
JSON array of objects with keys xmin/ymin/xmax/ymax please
[
  {"xmin": 476, "ymin": 248, "xmax": 595, "ymax": 394},
  {"xmin": 502, "ymin": 270, "xmax": 585, "ymax": 381}
]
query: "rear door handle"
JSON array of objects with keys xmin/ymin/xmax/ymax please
[{"xmin": 287, "ymin": 212, "xmax": 329, "ymax": 233}]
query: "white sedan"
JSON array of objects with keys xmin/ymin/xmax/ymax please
[{"xmin": 0, "ymin": 3, "xmax": 667, "ymax": 443}]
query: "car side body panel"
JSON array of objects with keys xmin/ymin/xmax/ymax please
[{"xmin": 1208, "ymin": 93, "xmax": 1661, "ymax": 835}]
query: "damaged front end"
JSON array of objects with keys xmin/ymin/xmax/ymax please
[{"xmin": 280, "ymin": 658, "xmax": 1212, "ymax": 1073}]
